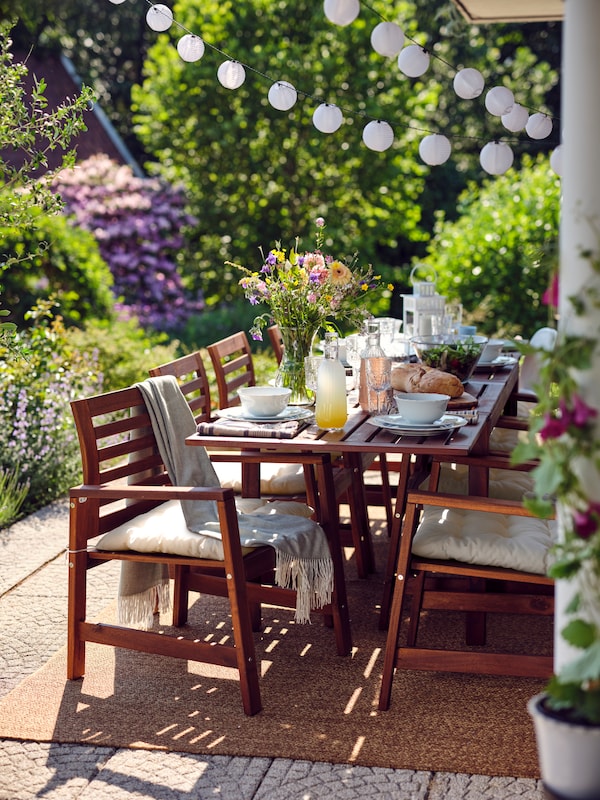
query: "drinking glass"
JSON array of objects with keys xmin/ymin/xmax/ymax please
[
  {"xmin": 366, "ymin": 356, "xmax": 392, "ymax": 414},
  {"xmin": 345, "ymin": 334, "xmax": 364, "ymax": 390},
  {"xmin": 304, "ymin": 355, "xmax": 323, "ymax": 403}
]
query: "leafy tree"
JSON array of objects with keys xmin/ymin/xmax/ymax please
[
  {"xmin": 416, "ymin": 154, "xmax": 560, "ymax": 338},
  {"xmin": 130, "ymin": 0, "xmax": 560, "ymax": 319},
  {"xmin": 0, "ymin": 19, "xmax": 95, "ymax": 341},
  {"xmin": 0, "ymin": 206, "xmax": 114, "ymax": 327},
  {"xmin": 52, "ymin": 154, "xmax": 205, "ymax": 331}
]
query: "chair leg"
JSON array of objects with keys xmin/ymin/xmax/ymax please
[
  {"xmin": 172, "ymin": 565, "xmax": 190, "ymax": 627},
  {"xmin": 405, "ymin": 570, "xmax": 426, "ymax": 646}
]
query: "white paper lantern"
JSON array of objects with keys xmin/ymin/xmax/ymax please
[
  {"xmin": 362, "ymin": 120, "xmax": 394, "ymax": 152},
  {"xmin": 501, "ymin": 103, "xmax": 529, "ymax": 133},
  {"xmin": 397, "ymin": 45, "xmax": 430, "ymax": 78},
  {"xmin": 526, "ymin": 112, "xmax": 553, "ymax": 140},
  {"xmin": 453, "ymin": 68, "xmax": 484, "ymax": 100},
  {"xmin": 484, "ymin": 86, "xmax": 514, "ymax": 117},
  {"xmin": 550, "ymin": 145, "xmax": 563, "ymax": 176},
  {"xmin": 177, "ymin": 34, "xmax": 205, "ymax": 62},
  {"xmin": 268, "ymin": 81, "xmax": 298, "ymax": 112},
  {"xmin": 480, "ymin": 142, "xmax": 514, "ymax": 175},
  {"xmin": 313, "ymin": 104, "xmax": 343, "ymax": 134},
  {"xmin": 323, "ymin": 0, "xmax": 359, "ymax": 26},
  {"xmin": 217, "ymin": 61, "xmax": 246, "ymax": 90},
  {"xmin": 108, "ymin": 0, "xmax": 127, "ymax": 4},
  {"xmin": 370, "ymin": 22, "xmax": 404, "ymax": 57},
  {"xmin": 419, "ymin": 134, "xmax": 451, "ymax": 166},
  {"xmin": 146, "ymin": 4, "xmax": 173, "ymax": 32}
]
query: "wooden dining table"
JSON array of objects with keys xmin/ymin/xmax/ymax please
[{"xmin": 186, "ymin": 359, "xmax": 520, "ymax": 630}]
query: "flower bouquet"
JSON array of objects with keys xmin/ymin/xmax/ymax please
[{"xmin": 227, "ymin": 218, "xmax": 391, "ymax": 403}]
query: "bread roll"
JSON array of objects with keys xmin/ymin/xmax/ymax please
[{"xmin": 391, "ymin": 363, "xmax": 463, "ymax": 398}]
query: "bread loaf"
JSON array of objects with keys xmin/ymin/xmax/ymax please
[{"xmin": 391, "ymin": 363, "xmax": 463, "ymax": 398}]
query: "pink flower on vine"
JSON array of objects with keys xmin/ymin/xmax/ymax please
[
  {"xmin": 573, "ymin": 502, "xmax": 600, "ymax": 539},
  {"xmin": 539, "ymin": 395, "xmax": 598, "ymax": 440},
  {"xmin": 542, "ymin": 273, "xmax": 559, "ymax": 308}
]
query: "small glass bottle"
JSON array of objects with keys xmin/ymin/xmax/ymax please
[
  {"xmin": 359, "ymin": 321, "xmax": 385, "ymax": 411},
  {"xmin": 315, "ymin": 333, "xmax": 348, "ymax": 431}
]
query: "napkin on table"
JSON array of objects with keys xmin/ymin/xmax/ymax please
[
  {"xmin": 197, "ymin": 418, "xmax": 310, "ymax": 439},
  {"xmin": 450, "ymin": 409, "xmax": 479, "ymax": 425}
]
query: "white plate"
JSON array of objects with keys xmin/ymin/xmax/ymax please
[
  {"xmin": 367, "ymin": 413, "xmax": 468, "ymax": 436},
  {"xmin": 215, "ymin": 406, "xmax": 315, "ymax": 423},
  {"xmin": 474, "ymin": 355, "xmax": 518, "ymax": 370}
]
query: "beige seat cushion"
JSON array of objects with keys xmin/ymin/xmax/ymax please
[
  {"xmin": 432, "ymin": 462, "xmax": 534, "ymax": 502},
  {"xmin": 97, "ymin": 497, "xmax": 314, "ymax": 560},
  {"xmin": 213, "ymin": 461, "xmax": 308, "ymax": 495},
  {"xmin": 412, "ymin": 504, "xmax": 556, "ymax": 575}
]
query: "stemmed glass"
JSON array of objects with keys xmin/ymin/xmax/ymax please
[{"xmin": 366, "ymin": 356, "xmax": 392, "ymax": 414}]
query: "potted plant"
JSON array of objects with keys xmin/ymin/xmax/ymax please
[{"xmin": 513, "ymin": 261, "xmax": 600, "ymax": 799}]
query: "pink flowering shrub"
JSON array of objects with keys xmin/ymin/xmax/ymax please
[{"xmin": 52, "ymin": 155, "xmax": 203, "ymax": 331}]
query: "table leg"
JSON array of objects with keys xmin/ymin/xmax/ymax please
[{"xmin": 379, "ymin": 457, "xmax": 410, "ymax": 630}]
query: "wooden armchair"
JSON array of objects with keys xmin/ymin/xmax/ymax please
[
  {"xmin": 207, "ymin": 331, "xmax": 256, "ymax": 408},
  {"xmin": 67, "ymin": 384, "xmax": 352, "ymax": 716},
  {"xmin": 379, "ymin": 484, "xmax": 555, "ymax": 710},
  {"xmin": 267, "ymin": 324, "xmax": 284, "ymax": 364}
]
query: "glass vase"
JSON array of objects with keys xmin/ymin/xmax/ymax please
[{"xmin": 275, "ymin": 326, "xmax": 318, "ymax": 405}]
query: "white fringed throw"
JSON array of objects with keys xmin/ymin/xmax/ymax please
[{"xmin": 118, "ymin": 375, "xmax": 333, "ymax": 628}]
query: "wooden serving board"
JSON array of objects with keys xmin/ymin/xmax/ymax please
[{"xmin": 448, "ymin": 392, "xmax": 478, "ymax": 410}]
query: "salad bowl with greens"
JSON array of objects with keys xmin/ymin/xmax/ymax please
[{"xmin": 410, "ymin": 334, "xmax": 488, "ymax": 383}]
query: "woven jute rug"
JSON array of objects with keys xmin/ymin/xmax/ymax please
[{"xmin": 0, "ymin": 537, "xmax": 549, "ymax": 778}]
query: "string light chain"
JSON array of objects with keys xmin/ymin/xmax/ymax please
[{"xmin": 123, "ymin": 0, "xmax": 562, "ymax": 173}]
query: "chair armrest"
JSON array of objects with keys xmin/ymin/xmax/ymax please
[
  {"xmin": 70, "ymin": 484, "xmax": 237, "ymax": 503},
  {"xmin": 407, "ymin": 489, "xmax": 554, "ymax": 518}
]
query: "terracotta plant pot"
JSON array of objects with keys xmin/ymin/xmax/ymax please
[{"xmin": 528, "ymin": 692, "xmax": 600, "ymax": 799}]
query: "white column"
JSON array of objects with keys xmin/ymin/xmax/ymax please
[{"xmin": 555, "ymin": 0, "xmax": 600, "ymax": 670}]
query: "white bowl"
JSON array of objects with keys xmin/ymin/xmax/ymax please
[
  {"xmin": 480, "ymin": 339, "xmax": 505, "ymax": 363},
  {"xmin": 237, "ymin": 386, "xmax": 292, "ymax": 418},
  {"xmin": 394, "ymin": 392, "xmax": 450, "ymax": 424}
]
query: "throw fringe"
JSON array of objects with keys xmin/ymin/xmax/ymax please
[
  {"xmin": 117, "ymin": 580, "xmax": 171, "ymax": 630},
  {"xmin": 275, "ymin": 552, "xmax": 334, "ymax": 624}
]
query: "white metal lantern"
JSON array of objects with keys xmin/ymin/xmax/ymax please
[
  {"xmin": 323, "ymin": 0, "xmax": 359, "ymax": 26},
  {"xmin": 453, "ymin": 68, "xmax": 484, "ymax": 100},
  {"xmin": 268, "ymin": 81, "xmax": 298, "ymax": 111},
  {"xmin": 217, "ymin": 61, "xmax": 246, "ymax": 90},
  {"xmin": 362, "ymin": 120, "xmax": 394, "ymax": 152},
  {"xmin": 313, "ymin": 104, "xmax": 343, "ymax": 134},
  {"xmin": 501, "ymin": 103, "xmax": 529, "ymax": 133},
  {"xmin": 550, "ymin": 145, "xmax": 563, "ymax": 177},
  {"xmin": 370, "ymin": 22, "xmax": 404, "ymax": 57},
  {"xmin": 484, "ymin": 86, "xmax": 514, "ymax": 117},
  {"xmin": 397, "ymin": 45, "xmax": 430, "ymax": 78},
  {"xmin": 419, "ymin": 134, "xmax": 451, "ymax": 166},
  {"xmin": 177, "ymin": 35, "xmax": 205, "ymax": 63},
  {"xmin": 480, "ymin": 141, "xmax": 514, "ymax": 175},
  {"xmin": 526, "ymin": 112, "xmax": 553, "ymax": 140},
  {"xmin": 146, "ymin": 4, "xmax": 173, "ymax": 32}
]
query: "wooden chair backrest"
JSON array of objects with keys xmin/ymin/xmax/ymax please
[
  {"xmin": 70, "ymin": 385, "xmax": 171, "ymax": 536},
  {"xmin": 207, "ymin": 331, "xmax": 256, "ymax": 408},
  {"xmin": 149, "ymin": 351, "xmax": 211, "ymax": 423},
  {"xmin": 267, "ymin": 324, "xmax": 284, "ymax": 364}
]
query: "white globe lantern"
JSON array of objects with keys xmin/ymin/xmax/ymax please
[
  {"xmin": 177, "ymin": 35, "xmax": 205, "ymax": 63},
  {"xmin": 526, "ymin": 112, "xmax": 553, "ymax": 140},
  {"xmin": 480, "ymin": 141, "xmax": 514, "ymax": 175},
  {"xmin": 323, "ymin": 0, "xmax": 359, "ymax": 26},
  {"xmin": 550, "ymin": 145, "xmax": 563, "ymax": 177},
  {"xmin": 484, "ymin": 86, "xmax": 514, "ymax": 117},
  {"xmin": 397, "ymin": 45, "xmax": 430, "ymax": 78},
  {"xmin": 146, "ymin": 4, "xmax": 173, "ymax": 32},
  {"xmin": 453, "ymin": 68, "xmax": 484, "ymax": 100},
  {"xmin": 419, "ymin": 134, "xmax": 451, "ymax": 166},
  {"xmin": 217, "ymin": 61, "xmax": 246, "ymax": 90},
  {"xmin": 501, "ymin": 103, "xmax": 529, "ymax": 133},
  {"xmin": 370, "ymin": 22, "xmax": 404, "ymax": 57},
  {"xmin": 268, "ymin": 81, "xmax": 298, "ymax": 112},
  {"xmin": 108, "ymin": 0, "xmax": 127, "ymax": 4},
  {"xmin": 313, "ymin": 104, "xmax": 343, "ymax": 134},
  {"xmin": 362, "ymin": 120, "xmax": 394, "ymax": 152}
]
